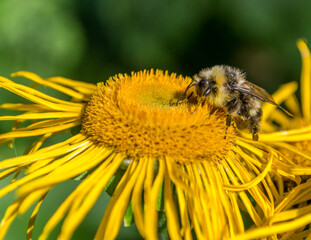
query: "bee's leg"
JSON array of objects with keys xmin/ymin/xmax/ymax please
[
  {"xmin": 224, "ymin": 114, "xmax": 231, "ymax": 139},
  {"xmin": 224, "ymin": 98, "xmax": 238, "ymax": 139},
  {"xmin": 173, "ymin": 91, "xmax": 193, "ymax": 106},
  {"xmin": 187, "ymin": 91, "xmax": 194, "ymax": 100},
  {"xmin": 226, "ymin": 98, "xmax": 238, "ymax": 113},
  {"xmin": 251, "ymin": 123, "xmax": 259, "ymax": 141},
  {"xmin": 252, "ymin": 132, "xmax": 259, "ymax": 141},
  {"xmin": 176, "ymin": 81, "xmax": 196, "ymax": 105},
  {"xmin": 249, "ymin": 114, "xmax": 261, "ymax": 141}
]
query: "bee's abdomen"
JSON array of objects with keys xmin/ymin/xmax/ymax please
[{"xmin": 234, "ymin": 95, "xmax": 262, "ymax": 119}]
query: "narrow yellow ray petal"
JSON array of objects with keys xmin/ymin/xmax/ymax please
[
  {"xmin": 261, "ymin": 125, "xmax": 311, "ymax": 136},
  {"xmin": 0, "ymin": 103, "xmax": 52, "ymax": 111},
  {"xmin": 144, "ymin": 159, "xmax": 165, "ymax": 240},
  {"xmin": 263, "ymin": 110, "xmax": 291, "ymax": 130},
  {"xmin": 227, "ymin": 191, "xmax": 244, "ymax": 234},
  {"xmin": 46, "ymin": 76, "xmax": 96, "ymax": 90},
  {"xmin": 270, "ymin": 204, "xmax": 311, "ymax": 225},
  {"xmin": 191, "ymin": 163, "xmax": 216, "ymax": 239},
  {"xmin": 211, "ymin": 162, "xmax": 240, "ymax": 237},
  {"xmin": 10, "ymin": 169, "xmax": 22, "ymax": 185},
  {"xmin": 0, "ymin": 141, "xmax": 92, "ymax": 199},
  {"xmin": 199, "ymin": 164, "xmax": 219, "ymax": 237},
  {"xmin": 57, "ymin": 154, "xmax": 124, "ymax": 240},
  {"xmin": 0, "ymin": 78, "xmax": 82, "ymax": 110},
  {"xmin": 164, "ymin": 171, "xmax": 182, "ymax": 240},
  {"xmin": 285, "ymin": 94, "xmax": 302, "ymax": 117},
  {"xmin": 0, "ymin": 204, "xmax": 19, "ymax": 240},
  {"xmin": 46, "ymin": 78, "xmax": 96, "ymax": 95},
  {"xmin": 275, "ymin": 181, "xmax": 311, "ymax": 214},
  {"xmin": 19, "ymin": 188, "xmax": 51, "ymax": 215},
  {"xmin": 25, "ymin": 132, "xmax": 54, "ymax": 155},
  {"xmin": 260, "ymin": 132, "xmax": 311, "ymax": 142},
  {"xmin": 0, "ymin": 170, "xmax": 49, "ymax": 199},
  {"xmin": 69, "ymin": 86, "xmax": 95, "ymax": 95},
  {"xmin": 187, "ymin": 200, "xmax": 205, "ymax": 240},
  {"xmin": 26, "ymin": 158, "xmax": 54, "ymax": 174},
  {"xmin": 17, "ymin": 145, "xmax": 108, "ymax": 196},
  {"xmin": 262, "ymin": 81, "xmax": 298, "ymax": 121},
  {"xmin": 290, "ymin": 167, "xmax": 311, "ymax": 175},
  {"xmin": 0, "ymin": 112, "xmax": 80, "ymax": 120},
  {"xmin": 297, "ymin": 39, "xmax": 311, "ymax": 120},
  {"xmin": 235, "ymin": 138, "xmax": 266, "ymax": 159},
  {"xmin": 236, "ymin": 213, "xmax": 311, "ymax": 240},
  {"xmin": 0, "ymin": 167, "xmax": 21, "ymax": 180},
  {"xmin": 144, "ymin": 159, "xmax": 156, "ymax": 239},
  {"xmin": 175, "ymin": 187, "xmax": 192, "ymax": 240},
  {"xmin": 23, "ymin": 117, "xmax": 79, "ymax": 129},
  {"xmin": 200, "ymin": 162, "xmax": 225, "ymax": 238},
  {"xmin": 36, "ymin": 133, "xmax": 87, "ymax": 153},
  {"xmin": 38, "ymin": 152, "xmax": 116, "ymax": 240},
  {"xmin": 247, "ymin": 160, "xmax": 275, "ymax": 214},
  {"xmin": 131, "ymin": 160, "xmax": 148, "ymax": 238},
  {"xmin": 217, "ymin": 163, "xmax": 263, "ymax": 227},
  {"xmin": 12, "ymin": 71, "xmax": 86, "ymax": 100},
  {"xmin": 0, "ymin": 120, "xmax": 80, "ymax": 140},
  {"xmin": 165, "ymin": 157, "xmax": 193, "ymax": 194},
  {"xmin": 95, "ymin": 160, "xmax": 143, "ymax": 240},
  {"xmin": 265, "ymin": 174, "xmax": 281, "ymax": 203},
  {"xmin": 0, "ymin": 112, "xmax": 81, "ymax": 121},
  {"xmin": 0, "ymin": 137, "xmax": 90, "ymax": 170},
  {"xmin": 261, "ymin": 121, "xmax": 279, "ymax": 133},
  {"xmin": 271, "ymin": 142, "xmax": 311, "ymax": 161},
  {"xmin": 223, "ymin": 152, "xmax": 273, "ymax": 191},
  {"xmin": 27, "ymin": 193, "xmax": 48, "ymax": 240}
]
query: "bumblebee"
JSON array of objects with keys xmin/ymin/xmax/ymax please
[{"xmin": 177, "ymin": 65, "xmax": 292, "ymax": 140}]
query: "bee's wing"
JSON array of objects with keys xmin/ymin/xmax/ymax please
[{"xmin": 232, "ymin": 81, "xmax": 293, "ymax": 117}]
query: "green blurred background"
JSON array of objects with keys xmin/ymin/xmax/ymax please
[{"xmin": 0, "ymin": 0, "xmax": 311, "ymax": 239}]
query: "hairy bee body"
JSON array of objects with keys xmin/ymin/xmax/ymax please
[{"xmin": 178, "ymin": 65, "xmax": 291, "ymax": 140}]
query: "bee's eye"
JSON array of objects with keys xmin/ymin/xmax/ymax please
[{"xmin": 198, "ymin": 80, "xmax": 205, "ymax": 87}]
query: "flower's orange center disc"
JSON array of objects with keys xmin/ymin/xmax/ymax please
[{"xmin": 82, "ymin": 70, "xmax": 235, "ymax": 162}]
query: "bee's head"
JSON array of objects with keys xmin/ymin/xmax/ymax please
[
  {"xmin": 193, "ymin": 70, "xmax": 215, "ymax": 97},
  {"xmin": 176, "ymin": 67, "xmax": 218, "ymax": 106}
]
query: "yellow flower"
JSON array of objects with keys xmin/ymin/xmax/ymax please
[
  {"xmin": 257, "ymin": 40, "xmax": 310, "ymax": 139},
  {"xmin": 0, "ymin": 69, "xmax": 303, "ymax": 239},
  {"xmin": 235, "ymin": 40, "xmax": 311, "ymax": 240},
  {"xmin": 258, "ymin": 40, "xmax": 311, "ymax": 171}
]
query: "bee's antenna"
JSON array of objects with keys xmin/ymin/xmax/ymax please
[{"xmin": 176, "ymin": 81, "xmax": 196, "ymax": 106}]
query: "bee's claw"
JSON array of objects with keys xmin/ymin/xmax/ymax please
[{"xmin": 252, "ymin": 133, "xmax": 259, "ymax": 141}]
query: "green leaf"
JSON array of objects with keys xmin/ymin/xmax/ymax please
[
  {"xmin": 124, "ymin": 202, "xmax": 134, "ymax": 227},
  {"xmin": 156, "ymin": 182, "xmax": 164, "ymax": 211},
  {"xmin": 105, "ymin": 167, "xmax": 126, "ymax": 196},
  {"xmin": 71, "ymin": 125, "xmax": 81, "ymax": 136},
  {"xmin": 73, "ymin": 171, "xmax": 89, "ymax": 181},
  {"xmin": 158, "ymin": 211, "xmax": 169, "ymax": 240}
]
